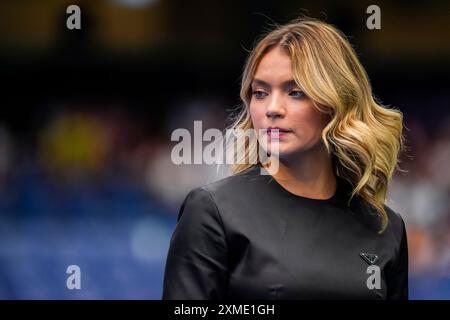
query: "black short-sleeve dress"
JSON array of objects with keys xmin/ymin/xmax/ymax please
[{"xmin": 162, "ymin": 165, "xmax": 408, "ymax": 300}]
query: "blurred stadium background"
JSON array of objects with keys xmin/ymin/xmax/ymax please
[{"xmin": 0, "ymin": 0, "xmax": 449, "ymax": 299}]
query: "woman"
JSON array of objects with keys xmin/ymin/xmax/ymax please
[{"xmin": 162, "ymin": 17, "xmax": 408, "ymax": 300}]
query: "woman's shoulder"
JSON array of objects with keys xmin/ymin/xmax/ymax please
[
  {"xmin": 198, "ymin": 165, "xmax": 263, "ymax": 196},
  {"xmin": 345, "ymin": 191, "xmax": 407, "ymax": 241},
  {"xmin": 178, "ymin": 165, "xmax": 264, "ymax": 221},
  {"xmin": 384, "ymin": 204, "xmax": 407, "ymax": 240},
  {"xmin": 384, "ymin": 205, "xmax": 405, "ymax": 227},
  {"xmin": 179, "ymin": 165, "xmax": 265, "ymax": 213}
]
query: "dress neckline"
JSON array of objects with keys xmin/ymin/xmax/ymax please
[{"xmin": 250, "ymin": 165, "xmax": 352, "ymax": 206}]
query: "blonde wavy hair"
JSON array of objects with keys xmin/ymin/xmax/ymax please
[{"xmin": 226, "ymin": 17, "xmax": 405, "ymax": 233}]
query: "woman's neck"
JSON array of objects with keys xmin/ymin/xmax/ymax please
[{"xmin": 263, "ymin": 145, "xmax": 337, "ymax": 200}]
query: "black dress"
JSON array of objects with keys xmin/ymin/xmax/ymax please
[{"xmin": 162, "ymin": 165, "xmax": 408, "ymax": 300}]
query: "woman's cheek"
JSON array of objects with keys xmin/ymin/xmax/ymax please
[{"xmin": 249, "ymin": 106, "xmax": 263, "ymax": 129}]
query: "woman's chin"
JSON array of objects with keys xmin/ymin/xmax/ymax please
[
  {"xmin": 266, "ymin": 148, "xmax": 294, "ymax": 159},
  {"xmin": 269, "ymin": 146, "xmax": 311, "ymax": 161}
]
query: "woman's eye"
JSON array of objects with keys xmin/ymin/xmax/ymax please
[
  {"xmin": 289, "ymin": 90, "xmax": 307, "ymax": 99},
  {"xmin": 252, "ymin": 90, "xmax": 268, "ymax": 99}
]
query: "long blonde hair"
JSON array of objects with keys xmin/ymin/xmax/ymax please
[{"xmin": 226, "ymin": 17, "xmax": 405, "ymax": 233}]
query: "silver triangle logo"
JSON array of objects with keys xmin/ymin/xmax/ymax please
[{"xmin": 360, "ymin": 252, "xmax": 379, "ymax": 265}]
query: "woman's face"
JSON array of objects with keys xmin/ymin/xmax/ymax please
[{"xmin": 249, "ymin": 46, "xmax": 330, "ymax": 159}]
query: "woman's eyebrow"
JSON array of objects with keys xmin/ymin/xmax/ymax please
[
  {"xmin": 252, "ymin": 78, "xmax": 298, "ymax": 90},
  {"xmin": 251, "ymin": 79, "xmax": 271, "ymax": 89},
  {"xmin": 280, "ymin": 79, "xmax": 298, "ymax": 90}
]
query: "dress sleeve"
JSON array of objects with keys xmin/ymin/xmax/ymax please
[
  {"xmin": 386, "ymin": 216, "xmax": 409, "ymax": 300},
  {"xmin": 162, "ymin": 187, "xmax": 229, "ymax": 300}
]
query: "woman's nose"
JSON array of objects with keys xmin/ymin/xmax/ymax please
[{"xmin": 265, "ymin": 95, "xmax": 285, "ymax": 118}]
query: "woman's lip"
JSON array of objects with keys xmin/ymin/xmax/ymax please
[
  {"xmin": 266, "ymin": 127, "xmax": 291, "ymax": 132},
  {"xmin": 266, "ymin": 130, "xmax": 291, "ymax": 138}
]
